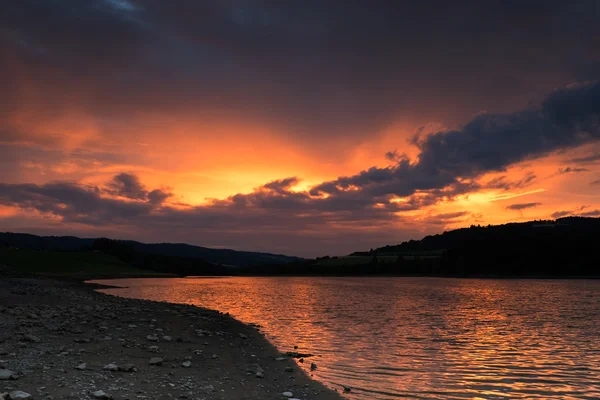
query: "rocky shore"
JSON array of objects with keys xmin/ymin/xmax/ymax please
[{"xmin": 0, "ymin": 276, "xmax": 344, "ymax": 400}]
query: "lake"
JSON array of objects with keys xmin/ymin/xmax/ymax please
[{"xmin": 92, "ymin": 277, "xmax": 600, "ymax": 399}]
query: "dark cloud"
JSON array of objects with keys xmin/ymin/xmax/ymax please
[
  {"xmin": 558, "ymin": 166, "xmax": 590, "ymax": 174},
  {"xmin": 571, "ymin": 154, "xmax": 600, "ymax": 164},
  {"xmin": 105, "ymin": 173, "xmax": 171, "ymax": 205},
  {"xmin": 506, "ymin": 202, "xmax": 542, "ymax": 211},
  {"xmin": 485, "ymin": 173, "xmax": 536, "ymax": 190},
  {"xmin": 106, "ymin": 173, "xmax": 148, "ymax": 200},
  {"xmin": 147, "ymin": 189, "xmax": 172, "ymax": 205},
  {"xmin": 2, "ymin": 1, "xmax": 599, "ymax": 141},
  {"xmin": 551, "ymin": 210, "xmax": 572, "ymax": 219},
  {"xmin": 431, "ymin": 211, "xmax": 470, "ymax": 220},
  {"xmin": 262, "ymin": 177, "xmax": 299, "ymax": 193},
  {"xmin": 312, "ymin": 82, "xmax": 600, "ymax": 199},
  {"xmin": 550, "ymin": 206, "xmax": 597, "ymax": 219},
  {"xmin": 0, "ymin": 181, "xmax": 153, "ymax": 225}
]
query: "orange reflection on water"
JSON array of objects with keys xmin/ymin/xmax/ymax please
[{"xmin": 94, "ymin": 277, "xmax": 600, "ymax": 400}]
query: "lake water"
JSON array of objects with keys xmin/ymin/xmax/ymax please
[{"xmin": 93, "ymin": 277, "xmax": 600, "ymax": 399}]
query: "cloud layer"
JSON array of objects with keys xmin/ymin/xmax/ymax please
[{"xmin": 1, "ymin": 1, "xmax": 600, "ymax": 255}]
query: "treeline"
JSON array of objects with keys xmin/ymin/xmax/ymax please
[{"xmin": 91, "ymin": 238, "xmax": 232, "ymax": 276}]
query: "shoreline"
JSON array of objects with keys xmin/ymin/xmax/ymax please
[{"xmin": 0, "ymin": 276, "xmax": 344, "ymax": 400}]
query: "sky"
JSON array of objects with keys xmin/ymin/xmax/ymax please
[{"xmin": 1, "ymin": 0, "xmax": 599, "ymax": 257}]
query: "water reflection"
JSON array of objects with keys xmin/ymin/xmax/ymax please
[{"xmin": 93, "ymin": 277, "xmax": 600, "ymax": 399}]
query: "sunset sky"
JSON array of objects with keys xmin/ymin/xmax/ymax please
[{"xmin": 1, "ymin": 1, "xmax": 599, "ymax": 256}]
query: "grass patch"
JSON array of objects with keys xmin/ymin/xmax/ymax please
[{"xmin": 0, "ymin": 247, "xmax": 173, "ymax": 279}]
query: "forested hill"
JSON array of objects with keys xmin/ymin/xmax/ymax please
[
  {"xmin": 341, "ymin": 217, "xmax": 600, "ymax": 276},
  {"xmin": 354, "ymin": 217, "xmax": 600, "ymax": 255},
  {"xmin": 0, "ymin": 232, "xmax": 302, "ymax": 267}
]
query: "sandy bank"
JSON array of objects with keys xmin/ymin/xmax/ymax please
[{"xmin": 0, "ymin": 276, "xmax": 343, "ymax": 400}]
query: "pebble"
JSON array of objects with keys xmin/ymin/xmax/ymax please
[
  {"xmin": 181, "ymin": 361, "xmax": 191, "ymax": 368},
  {"xmin": 118, "ymin": 363, "xmax": 136, "ymax": 372},
  {"xmin": 146, "ymin": 335, "xmax": 159, "ymax": 342},
  {"xmin": 75, "ymin": 363, "xmax": 87, "ymax": 370},
  {"xmin": 282, "ymin": 392, "xmax": 293, "ymax": 398},
  {"xmin": 285, "ymin": 366, "xmax": 293, "ymax": 372},
  {"xmin": 310, "ymin": 362, "xmax": 317, "ymax": 371},
  {"xmin": 149, "ymin": 357, "xmax": 163, "ymax": 366},
  {"xmin": 0, "ymin": 370, "xmax": 16, "ymax": 380},
  {"xmin": 8, "ymin": 391, "xmax": 32, "ymax": 400},
  {"xmin": 103, "ymin": 363, "xmax": 118, "ymax": 371},
  {"xmin": 92, "ymin": 390, "xmax": 112, "ymax": 399}
]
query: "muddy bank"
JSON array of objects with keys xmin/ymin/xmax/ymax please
[{"xmin": 0, "ymin": 276, "xmax": 344, "ymax": 400}]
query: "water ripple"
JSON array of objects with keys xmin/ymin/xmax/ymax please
[{"xmin": 95, "ymin": 277, "xmax": 600, "ymax": 399}]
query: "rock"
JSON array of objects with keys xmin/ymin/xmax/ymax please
[
  {"xmin": 310, "ymin": 362, "xmax": 317, "ymax": 371},
  {"xmin": 22, "ymin": 335, "xmax": 40, "ymax": 343},
  {"xmin": 92, "ymin": 390, "xmax": 112, "ymax": 399},
  {"xmin": 284, "ymin": 366, "xmax": 293, "ymax": 372},
  {"xmin": 282, "ymin": 392, "xmax": 293, "ymax": 398},
  {"xmin": 238, "ymin": 333, "xmax": 247, "ymax": 339},
  {"xmin": 0, "ymin": 370, "xmax": 16, "ymax": 380},
  {"xmin": 8, "ymin": 391, "xmax": 31, "ymax": 400},
  {"xmin": 103, "ymin": 363, "xmax": 118, "ymax": 371},
  {"xmin": 149, "ymin": 357, "xmax": 163, "ymax": 366},
  {"xmin": 75, "ymin": 363, "xmax": 87, "ymax": 370},
  {"xmin": 246, "ymin": 364, "xmax": 264, "ymax": 374},
  {"xmin": 255, "ymin": 371, "xmax": 264, "ymax": 378},
  {"xmin": 275, "ymin": 357, "xmax": 287, "ymax": 361},
  {"xmin": 211, "ymin": 354, "xmax": 218, "ymax": 359},
  {"xmin": 162, "ymin": 336, "xmax": 172, "ymax": 342},
  {"xmin": 146, "ymin": 335, "xmax": 159, "ymax": 342},
  {"xmin": 118, "ymin": 364, "xmax": 136, "ymax": 372},
  {"xmin": 181, "ymin": 361, "xmax": 191, "ymax": 368},
  {"xmin": 148, "ymin": 346, "xmax": 159, "ymax": 352},
  {"xmin": 343, "ymin": 386, "xmax": 352, "ymax": 393}
]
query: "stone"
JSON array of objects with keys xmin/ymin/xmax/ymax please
[
  {"xmin": 310, "ymin": 362, "xmax": 317, "ymax": 371},
  {"xmin": 211, "ymin": 354, "xmax": 218, "ymax": 359},
  {"xmin": 22, "ymin": 335, "xmax": 40, "ymax": 343},
  {"xmin": 92, "ymin": 390, "xmax": 112, "ymax": 399},
  {"xmin": 8, "ymin": 391, "xmax": 31, "ymax": 400},
  {"xmin": 284, "ymin": 366, "xmax": 293, "ymax": 372},
  {"xmin": 75, "ymin": 363, "xmax": 87, "ymax": 370},
  {"xmin": 255, "ymin": 371, "xmax": 264, "ymax": 378},
  {"xmin": 0, "ymin": 370, "xmax": 16, "ymax": 380},
  {"xmin": 181, "ymin": 361, "xmax": 191, "ymax": 368},
  {"xmin": 118, "ymin": 364, "xmax": 136, "ymax": 372},
  {"xmin": 343, "ymin": 386, "xmax": 352, "ymax": 393},
  {"xmin": 162, "ymin": 336, "xmax": 172, "ymax": 342},
  {"xmin": 103, "ymin": 363, "xmax": 118, "ymax": 371},
  {"xmin": 275, "ymin": 357, "xmax": 287, "ymax": 361},
  {"xmin": 282, "ymin": 392, "xmax": 293, "ymax": 398},
  {"xmin": 146, "ymin": 335, "xmax": 159, "ymax": 342},
  {"xmin": 149, "ymin": 357, "xmax": 163, "ymax": 366}
]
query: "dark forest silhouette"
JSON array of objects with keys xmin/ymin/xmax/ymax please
[{"xmin": 2, "ymin": 217, "xmax": 599, "ymax": 277}]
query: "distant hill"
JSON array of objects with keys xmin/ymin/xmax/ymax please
[
  {"xmin": 355, "ymin": 217, "xmax": 600, "ymax": 256},
  {"xmin": 336, "ymin": 217, "xmax": 600, "ymax": 277},
  {"xmin": 0, "ymin": 232, "xmax": 302, "ymax": 267}
]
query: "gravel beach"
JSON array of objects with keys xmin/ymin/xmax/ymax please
[{"xmin": 0, "ymin": 274, "xmax": 344, "ymax": 400}]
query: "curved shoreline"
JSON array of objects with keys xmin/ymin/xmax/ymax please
[{"xmin": 0, "ymin": 277, "xmax": 344, "ymax": 399}]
